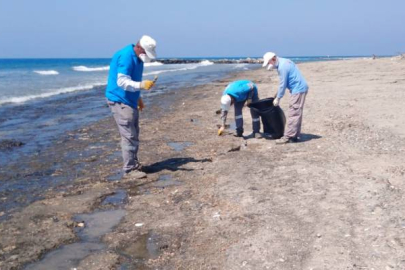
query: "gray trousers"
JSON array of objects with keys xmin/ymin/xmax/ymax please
[
  {"xmin": 107, "ymin": 100, "xmax": 140, "ymax": 173},
  {"xmin": 284, "ymin": 92, "xmax": 307, "ymax": 139},
  {"xmin": 234, "ymin": 90, "xmax": 260, "ymax": 135}
]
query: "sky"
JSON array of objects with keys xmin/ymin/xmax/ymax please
[{"xmin": 0, "ymin": 0, "xmax": 404, "ymax": 58}]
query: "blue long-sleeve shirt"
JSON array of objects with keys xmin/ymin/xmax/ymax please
[{"xmin": 276, "ymin": 57, "xmax": 308, "ymax": 99}]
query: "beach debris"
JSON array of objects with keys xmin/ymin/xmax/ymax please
[
  {"xmin": 0, "ymin": 139, "xmax": 25, "ymax": 150},
  {"xmin": 228, "ymin": 141, "xmax": 247, "ymax": 152},
  {"xmin": 228, "ymin": 145, "xmax": 241, "ymax": 152},
  {"xmin": 76, "ymin": 222, "xmax": 85, "ymax": 228},
  {"xmin": 212, "ymin": 212, "xmax": 221, "ymax": 219},
  {"xmin": 135, "ymin": 223, "xmax": 144, "ymax": 227},
  {"xmin": 216, "ymin": 124, "xmax": 231, "ymax": 129}
]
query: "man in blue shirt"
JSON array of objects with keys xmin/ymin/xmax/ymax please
[
  {"xmin": 218, "ymin": 80, "xmax": 261, "ymax": 138},
  {"xmin": 262, "ymin": 52, "xmax": 309, "ymax": 144},
  {"xmin": 106, "ymin": 35, "xmax": 157, "ymax": 179}
]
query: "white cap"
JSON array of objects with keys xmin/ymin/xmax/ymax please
[
  {"xmin": 220, "ymin": 95, "xmax": 232, "ymax": 111},
  {"xmin": 262, "ymin": 52, "xmax": 276, "ymax": 68},
  {"xmin": 139, "ymin": 35, "xmax": 157, "ymax": 59}
]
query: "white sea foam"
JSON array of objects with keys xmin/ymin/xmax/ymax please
[
  {"xmin": 143, "ymin": 61, "xmax": 214, "ymax": 76},
  {"xmin": 73, "ymin": 66, "xmax": 110, "ymax": 72},
  {"xmin": 233, "ymin": 64, "xmax": 248, "ymax": 69},
  {"xmin": 145, "ymin": 62, "xmax": 164, "ymax": 67},
  {"xmin": 34, "ymin": 70, "xmax": 59, "ymax": 75},
  {"xmin": 0, "ymin": 83, "xmax": 105, "ymax": 105},
  {"xmin": 199, "ymin": 60, "xmax": 214, "ymax": 66}
]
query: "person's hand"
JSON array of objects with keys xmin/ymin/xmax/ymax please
[
  {"xmin": 246, "ymin": 98, "xmax": 252, "ymax": 106},
  {"xmin": 218, "ymin": 126, "xmax": 225, "ymax": 136},
  {"xmin": 138, "ymin": 98, "xmax": 145, "ymax": 111},
  {"xmin": 140, "ymin": 80, "xmax": 155, "ymax": 90},
  {"xmin": 273, "ymin": 97, "xmax": 280, "ymax": 106}
]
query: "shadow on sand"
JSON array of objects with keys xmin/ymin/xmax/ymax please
[
  {"xmin": 242, "ymin": 133, "xmax": 322, "ymax": 142},
  {"xmin": 143, "ymin": 157, "xmax": 212, "ymax": 173},
  {"xmin": 297, "ymin": 133, "xmax": 322, "ymax": 142}
]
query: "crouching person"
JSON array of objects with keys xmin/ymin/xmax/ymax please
[{"xmin": 218, "ymin": 80, "xmax": 261, "ymax": 138}]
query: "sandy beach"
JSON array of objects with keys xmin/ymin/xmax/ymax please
[{"xmin": 1, "ymin": 57, "xmax": 405, "ymax": 269}]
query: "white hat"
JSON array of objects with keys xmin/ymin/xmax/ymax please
[
  {"xmin": 262, "ymin": 52, "xmax": 276, "ymax": 68},
  {"xmin": 220, "ymin": 95, "xmax": 232, "ymax": 111},
  {"xmin": 139, "ymin": 35, "xmax": 157, "ymax": 59}
]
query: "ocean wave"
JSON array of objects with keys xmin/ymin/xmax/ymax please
[
  {"xmin": 145, "ymin": 62, "xmax": 164, "ymax": 67},
  {"xmin": 0, "ymin": 83, "xmax": 105, "ymax": 105},
  {"xmin": 233, "ymin": 64, "xmax": 248, "ymax": 69},
  {"xmin": 144, "ymin": 61, "xmax": 214, "ymax": 76},
  {"xmin": 34, "ymin": 70, "xmax": 59, "ymax": 75},
  {"xmin": 199, "ymin": 60, "xmax": 214, "ymax": 66},
  {"xmin": 73, "ymin": 66, "xmax": 110, "ymax": 72}
]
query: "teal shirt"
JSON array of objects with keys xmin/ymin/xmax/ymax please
[
  {"xmin": 223, "ymin": 80, "xmax": 257, "ymax": 102},
  {"xmin": 276, "ymin": 57, "xmax": 308, "ymax": 99},
  {"xmin": 106, "ymin": 44, "xmax": 143, "ymax": 108}
]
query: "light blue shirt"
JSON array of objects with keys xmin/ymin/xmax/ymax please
[
  {"xmin": 276, "ymin": 57, "xmax": 308, "ymax": 99},
  {"xmin": 223, "ymin": 80, "xmax": 257, "ymax": 102}
]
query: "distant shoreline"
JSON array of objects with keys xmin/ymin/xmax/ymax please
[{"xmin": 0, "ymin": 55, "xmax": 383, "ymax": 61}]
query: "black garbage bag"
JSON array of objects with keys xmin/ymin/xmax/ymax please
[{"xmin": 248, "ymin": 98, "xmax": 286, "ymax": 139}]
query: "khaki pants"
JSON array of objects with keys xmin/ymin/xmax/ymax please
[
  {"xmin": 284, "ymin": 92, "xmax": 307, "ymax": 139},
  {"xmin": 107, "ymin": 100, "xmax": 140, "ymax": 173}
]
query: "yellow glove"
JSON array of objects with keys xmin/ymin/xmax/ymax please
[
  {"xmin": 140, "ymin": 80, "xmax": 155, "ymax": 90},
  {"xmin": 137, "ymin": 98, "xmax": 145, "ymax": 111},
  {"xmin": 218, "ymin": 126, "xmax": 225, "ymax": 136}
]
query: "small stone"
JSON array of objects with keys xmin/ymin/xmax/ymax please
[
  {"xmin": 77, "ymin": 222, "xmax": 85, "ymax": 228},
  {"xmin": 9, "ymin": 255, "xmax": 18, "ymax": 261}
]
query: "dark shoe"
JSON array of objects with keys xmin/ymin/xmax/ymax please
[{"xmin": 245, "ymin": 132, "xmax": 264, "ymax": 139}]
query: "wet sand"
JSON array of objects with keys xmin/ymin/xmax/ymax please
[{"xmin": 1, "ymin": 57, "xmax": 405, "ymax": 269}]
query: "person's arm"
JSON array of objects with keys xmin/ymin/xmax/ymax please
[
  {"xmin": 276, "ymin": 67, "xmax": 288, "ymax": 99},
  {"xmin": 117, "ymin": 73, "xmax": 141, "ymax": 91},
  {"xmin": 116, "ymin": 55, "xmax": 154, "ymax": 91},
  {"xmin": 218, "ymin": 110, "xmax": 228, "ymax": 135}
]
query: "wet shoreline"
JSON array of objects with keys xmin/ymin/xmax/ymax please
[{"xmin": 0, "ymin": 69, "xmax": 239, "ymax": 221}]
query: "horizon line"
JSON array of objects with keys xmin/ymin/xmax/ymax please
[{"xmin": 0, "ymin": 55, "xmax": 391, "ymax": 60}]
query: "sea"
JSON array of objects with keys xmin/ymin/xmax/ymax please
[{"xmin": 0, "ymin": 56, "xmax": 352, "ymax": 219}]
